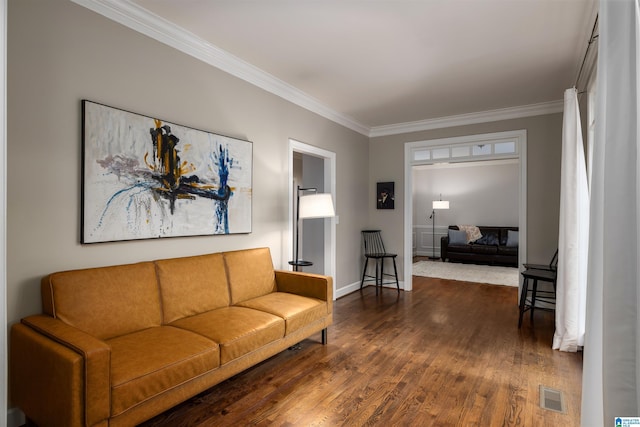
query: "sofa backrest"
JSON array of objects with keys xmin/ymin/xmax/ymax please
[
  {"xmin": 477, "ymin": 226, "xmax": 518, "ymax": 246},
  {"xmin": 155, "ymin": 253, "xmax": 230, "ymax": 323},
  {"xmin": 40, "ymin": 247, "xmax": 280, "ymax": 338},
  {"xmin": 223, "ymin": 247, "xmax": 277, "ymax": 304},
  {"xmin": 449, "ymin": 225, "xmax": 518, "ymax": 245},
  {"xmin": 41, "ymin": 262, "xmax": 162, "ymax": 340}
]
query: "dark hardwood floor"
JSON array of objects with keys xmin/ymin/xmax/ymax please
[{"xmin": 140, "ymin": 276, "xmax": 582, "ymax": 426}]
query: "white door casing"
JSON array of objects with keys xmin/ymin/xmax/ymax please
[
  {"xmin": 288, "ymin": 139, "xmax": 337, "ymax": 300},
  {"xmin": 404, "ymin": 130, "xmax": 527, "ymax": 292}
]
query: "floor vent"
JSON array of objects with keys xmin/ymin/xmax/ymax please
[{"xmin": 539, "ymin": 385, "xmax": 566, "ymax": 413}]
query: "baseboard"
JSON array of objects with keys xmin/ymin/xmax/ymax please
[
  {"xmin": 7, "ymin": 407, "xmax": 25, "ymax": 427},
  {"xmin": 415, "ymin": 250, "xmax": 442, "ymax": 258},
  {"xmin": 335, "ymin": 281, "xmax": 362, "ymax": 298},
  {"xmin": 335, "ymin": 280, "xmax": 406, "ymax": 299}
]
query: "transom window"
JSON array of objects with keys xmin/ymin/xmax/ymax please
[{"xmin": 411, "ymin": 138, "xmax": 518, "ymax": 165}]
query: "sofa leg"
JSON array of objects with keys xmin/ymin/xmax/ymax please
[{"xmin": 321, "ymin": 328, "xmax": 327, "ymax": 345}]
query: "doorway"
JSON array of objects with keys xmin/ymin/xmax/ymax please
[
  {"xmin": 403, "ymin": 130, "xmax": 528, "ymax": 292},
  {"xmin": 413, "ymin": 159, "xmax": 520, "ymax": 259},
  {"xmin": 288, "ymin": 139, "xmax": 337, "ymax": 298}
]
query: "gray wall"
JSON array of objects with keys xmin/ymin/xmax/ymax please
[
  {"xmin": 7, "ymin": 0, "xmax": 370, "ymax": 330},
  {"xmin": 413, "ymin": 160, "xmax": 520, "ymax": 227},
  {"xmin": 370, "ymin": 113, "xmax": 563, "ymax": 278}
]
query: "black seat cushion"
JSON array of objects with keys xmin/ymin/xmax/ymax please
[
  {"xmin": 447, "ymin": 244, "xmax": 472, "ymax": 253},
  {"xmin": 471, "ymin": 245, "xmax": 498, "ymax": 255},
  {"xmin": 497, "ymin": 246, "xmax": 518, "ymax": 256}
]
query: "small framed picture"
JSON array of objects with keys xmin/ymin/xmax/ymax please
[{"xmin": 377, "ymin": 182, "xmax": 395, "ymax": 209}]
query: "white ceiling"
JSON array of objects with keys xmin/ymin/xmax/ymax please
[{"xmin": 83, "ymin": 0, "xmax": 598, "ymax": 135}]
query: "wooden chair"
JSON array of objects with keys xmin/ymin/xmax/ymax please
[
  {"xmin": 360, "ymin": 230, "xmax": 399, "ymax": 294},
  {"xmin": 518, "ymin": 250, "xmax": 558, "ymax": 328},
  {"xmin": 523, "ymin": 249, "xmax": 558, "ymax": 272}
]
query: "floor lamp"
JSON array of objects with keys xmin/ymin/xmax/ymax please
[
  {"xmin": 289, "ymin": 185, "xmax": 335, "ymax": 271},
  {"xmin": 429, "ymin": 196, "xmax": 449, "ymax": 259}
]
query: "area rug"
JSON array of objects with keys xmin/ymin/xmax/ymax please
[{"xmin": 412, "ymin": 260, "xmax": 519, "ymax": 287}]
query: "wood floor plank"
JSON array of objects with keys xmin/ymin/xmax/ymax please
[{"xmin": 140, "ymin": 275, "xmax": 582, "ymax": 426}]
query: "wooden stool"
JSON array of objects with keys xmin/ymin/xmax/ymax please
[{"xmin": 360, "ymin": 230, "xmax": 400, "ymax": 295}]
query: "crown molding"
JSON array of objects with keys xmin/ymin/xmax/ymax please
[
  {"xmin": 369, "ymin": 100, "xmax": 564, "ymax": 138},
  {"xmin": 70, "ymin": 0, "xmax": 371, "ymax": 136},
  {"xmin": 71, "ymin": 0, "xmax": 565, "ymax": 139}
]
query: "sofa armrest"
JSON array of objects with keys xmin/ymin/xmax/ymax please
[
  {"xmin": 11, "ymin": 315, "xmax": 111, "ymax": 427},
  {"xmin": 274, "ymin": 271, "xmax": 333, "ymax": 310}
]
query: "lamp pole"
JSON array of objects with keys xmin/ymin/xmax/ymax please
[
  {"xmin": 430, "ymin": 195, "xmax": 450, "ymax": 260},
  {"xmin": 293, "ymin": 185, "xmax": 318, "ymax": 271},
  {"xmin": 429, "ymin": 209, "xmax": 437, "ymax": 259}
]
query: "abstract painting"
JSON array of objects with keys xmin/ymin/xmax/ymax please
[{"xmin": 82, "ymin": 100, "xmax": 252, "ymax": 243}]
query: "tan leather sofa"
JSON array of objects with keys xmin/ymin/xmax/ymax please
[{"xmin": 10, "ymin": 247, "xmax": 333, "ymax": 426}]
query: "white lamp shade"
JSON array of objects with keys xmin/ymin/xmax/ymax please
[
  {"xmin": 299, "ymin": 193, "xmax": 335, "ymax": 219},
  {"xmin": 432, "ymin": 200, "xmax": 450, "ymax": 210}
]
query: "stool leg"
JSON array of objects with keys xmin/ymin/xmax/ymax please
[
  {"xmin": 360, "ymin": 258, "xmax": 369, "ymax": 290},
  {"xmin": 518, "ymin": 277, "xmax": 529, "ymax": 328},
  {"xmin": 375, "ymin": 259, "xmax": 380, "ymax": 295},
  {"xmin": 392, "ymin": 258, "xmax": 399, "ymax": 292},
  {"xmin": 530, "ymin": 279, "xmax": 539, "ymax": 324}
]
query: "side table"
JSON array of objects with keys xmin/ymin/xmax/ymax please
[{"xmin": 288, "ymin": 260, "xmax": 313, "ymax": 272}]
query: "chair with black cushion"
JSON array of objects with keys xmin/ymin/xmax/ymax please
[
  {"xmin": 518, "ymin": 250, "xmax": 558, "ymax": 328},
  {"xmin": 360, "ymin": 230, "xmax": 400, "ymax": 294}
]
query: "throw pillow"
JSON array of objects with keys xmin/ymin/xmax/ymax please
[
  {"xmin": 448, "ymin": 229, "xmax": 468, "ymax": 245},
  {"xmin": 457, "ymin": 225, "xmax": 482, "ymax": 242},
  {"xmin": 474, "ymin": 232, "xmax": 499, "ymax": 245},
  {"xmin": 507, "ymin": 230, "xmax": 519, "ymax": 247}
]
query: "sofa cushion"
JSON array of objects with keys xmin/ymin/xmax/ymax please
[
  {"xmin": 236, "ymin": 292, "xmax": 327, "ymax": 335},
  {"xmin": 42, "ymin": 262, "xmax": 161, "ymax": 340},
  {"xmin": 448, "ymin": 229, "xmax": 468, "ymax": 245},
  {"xmin": 447, "ymin": 244, "xmax": 472, "ymax": 253},
  {"xmin": 473, "ymin": 232, "xmax": 500, "ymax": 246},
  {"xmin": 107, "ymin": 326, "xmax": 219, "ymax": 417},
  {"xmin": 506, "ymin": 230, "xmax": 519, "ymax": 247},
  {"xmin": 224, "ymin": 247, "xmax": 278, "ymax": 304},
  {"xmin": 470, "ymin": 245, "xmax": 498, "ymax": 255},
  {"xmin": 170, "ymin": 306, "xmax": 284, "ymax": 365},
  {"xmin": 498, "ymin": 246, "xmax": 518, "ymax": 256},
  {"xmin": 155, "ymin": 253, "xmax": 230, "ymax": 323},
  {"xmin": 457, "ymin": 225, "xmax": 482, "ymax": 242}
]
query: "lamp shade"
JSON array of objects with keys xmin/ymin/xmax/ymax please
[
  {"xmin": 432, "ymin": 200, "xmax": 450, "ymax": 210},
  {"xmin": 299, "ymin": 193, "xmax": 335, "ymax": 219}
]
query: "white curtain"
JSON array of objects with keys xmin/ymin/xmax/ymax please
[
  {"xmin": 582, "ymin": 0, "xmax": 640, "ymax": 424},
  {"xmin": 553, "ymin": 88, "xmax": 589, "ymax": 352}
]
